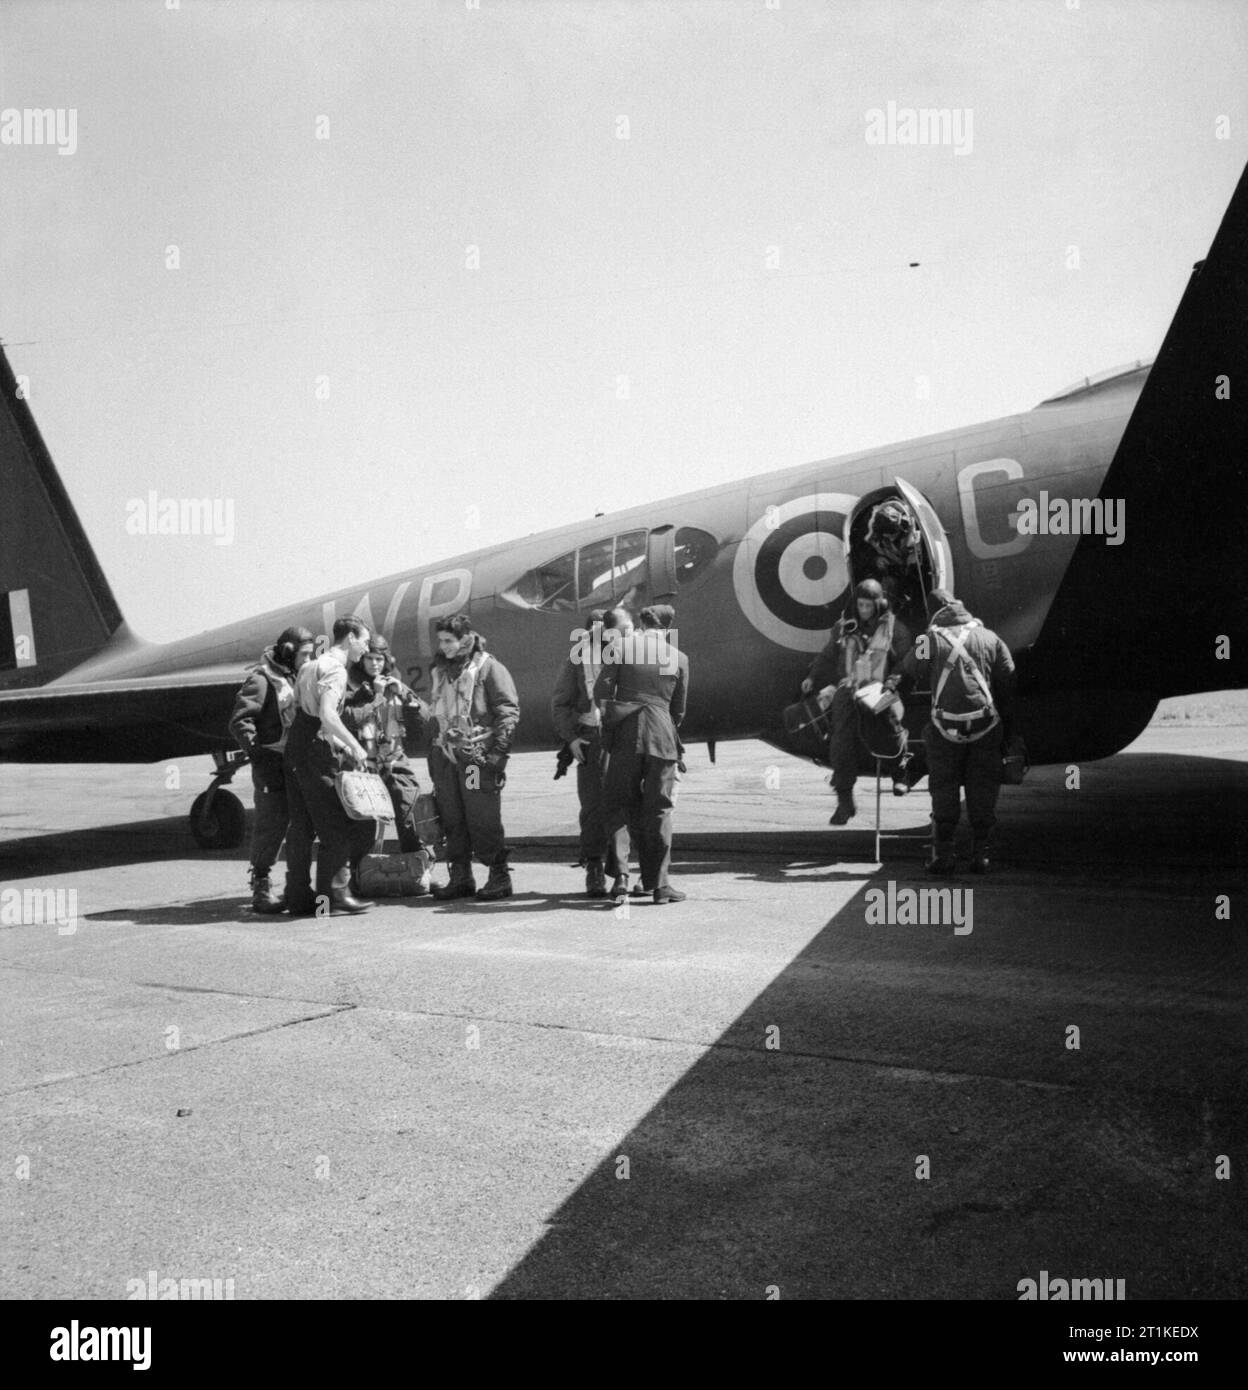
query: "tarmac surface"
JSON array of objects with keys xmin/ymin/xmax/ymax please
[{"xmin": 1, "ymin": 697, "xmax": 1245, "ymax": 1300}]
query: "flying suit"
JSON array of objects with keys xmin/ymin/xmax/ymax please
[
  {"xmin": 426, "ymin": 637, "xmax": 520, "ymax": 885},
  {"xmin": 806, "ymin": 603, "xmax": 912, "ymax": 794},
  {"xmin": 228, "ymin": 646, "xmax": 299, "ymax": 880}
]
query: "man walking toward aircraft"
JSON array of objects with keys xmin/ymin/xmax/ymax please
[{"xmin": 890, "ymin": 588, "xmax": 1015, "ymax": 875}]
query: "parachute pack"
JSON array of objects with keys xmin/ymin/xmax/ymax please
[{"xmin": 929, "ymin": 623, "xmax": 1000, "ymax": 744}]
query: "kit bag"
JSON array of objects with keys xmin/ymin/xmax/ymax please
[
  {"xmin": 358, "ymin": 849, "xmax": 432, "ymax": 898},
  {"xmin": 335, "ymin": 767, "xmax": 396, "ymax": 822}
]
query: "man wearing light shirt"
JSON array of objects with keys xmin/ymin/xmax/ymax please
[{"xmin": 282, "ymin": 616, "xmax": 375, "ymax": 916}]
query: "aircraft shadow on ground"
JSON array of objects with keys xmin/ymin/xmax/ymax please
[
  {"xmin": 0, "ymin": 809, "xmax": 932, "ymax": 882},
  {"xmin": 488, "ymin": 750, "xmax": 1247, "ymax": 1300},
  {"xmin": 0, "ymin": 815, "xmax": 248, "ymax": 876},
  {"xmin": 3, "ymin": 748, "xmax": 1241, "ymax": 881},
  {"xmin": 87, "ymin": 897, "xmax": 256, "ymax": 927}
]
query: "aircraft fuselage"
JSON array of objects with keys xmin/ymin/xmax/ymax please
[{"xmin": 12, "ymin": 378, "xmax": 1156, "ymax": 767}]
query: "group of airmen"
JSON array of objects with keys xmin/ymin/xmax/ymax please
[
  {"xmin": 227, "ymin": 603, "xmax": 689, "ymax": 916},
  {"xmin": 227, "ymin": 565, "xmax": 1015, "ymax": 917}
]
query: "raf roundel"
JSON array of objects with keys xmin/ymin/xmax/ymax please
[{"xmin": 732, "ymin": 492, "xmax": 858, "ymax": 652}]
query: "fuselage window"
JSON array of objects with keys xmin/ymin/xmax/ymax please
[{"xmin": 673, "ymin": 527, "xmax": 718, "ymax": 585}]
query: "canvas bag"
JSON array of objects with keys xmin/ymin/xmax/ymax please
[
  {"xmin": 358, "ymin": 849, "xmax": 433, "ymax": 898},
  {"xmin": 335, "ymin": 767, "xmax": 396, "ymax": 821}
]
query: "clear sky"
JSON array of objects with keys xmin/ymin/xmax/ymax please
[{"xmin": 2, "ymin": 0, "xmax": 1244, "ymax": 642}]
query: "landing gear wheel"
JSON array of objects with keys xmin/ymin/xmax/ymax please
[{"xmin": 190, "ymin": 789, "xmax": 245, "ymax": 849}]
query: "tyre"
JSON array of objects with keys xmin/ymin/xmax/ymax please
[{"xmin": 189, "ymin": 788, "xmax": 246, "ymax": 850}]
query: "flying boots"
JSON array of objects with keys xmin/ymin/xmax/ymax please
[
  {"xmin": 432, "ymin": 862, "xmax": 477, "ymax": 901},
  {"xmin": 584, "ymin": 858, "xmax": 608, "ymax": 898},
  {"xmin": 829, "ymin": 791, "xmax": 856, "ymax": 825},
  {"xmin": 969, "ymin": 839, "xmax": 991, "ymax": 874},
  {"xmin": 477, "ymin": 864, "xmax": 513, "ymax": 902},
  {"xmin": 249, "ymin": 867, "xmax": 286, "ymax": 915}
]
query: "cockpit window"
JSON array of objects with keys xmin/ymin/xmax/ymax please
[
  {"xmin": 509, "ymin": 550, "xmax": 577, "ymax": 612},
  {"xmin": 673, "ymin": 527, "xmax": 718, "ymax": 585},
  {"xmin": 576, "ymin": 537, "xmax": 616, "ymax": 609},
  {"xmin": 502, "ymin": 530, "xmax": 648, "ymax": 613},
  {"xmin": 578, "ymin": 529, "xmax": 646, "ymax": 607}
]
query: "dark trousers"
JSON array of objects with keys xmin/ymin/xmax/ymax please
[
  {"xmin": 428, "ymin": 744, "xmax": 508, "ymax": 877},
  {"xmin": 827, "ymin": 686, "xmax": 906, "ymax": 792},
  {"xmin": 575, "ymin": 730, "xmax": 622, "ymax": 876},
  {"xmin": 924, "ymin": 722, "xmax": 1004, "ymax": 848},
  {"xmin": 283, "ymin": 712, "xmax": 378, "ymax": 901},
  {"xmin": 603, "ymin": 746, "xmax": 677, "ymax": 891},
  {"xmin": 248, "ymin": 749, "xmax": 288, "ymax": 874}
]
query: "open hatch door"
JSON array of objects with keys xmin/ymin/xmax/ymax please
[{"xmin": 894, "ymin": 476, "xmax": 953, "ymax": 595}]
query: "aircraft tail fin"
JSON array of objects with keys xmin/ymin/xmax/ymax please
[
  {"xmin": 1029, "ymin": 164, "xmax": 1248, "ymax": 697},
  {"xmin": 0, "ymin": 345, "xmax": 125, "ymax": 690}
]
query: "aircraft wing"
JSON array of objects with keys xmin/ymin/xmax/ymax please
[
  {"xmin": 0, "ymin": 664, "xmax": 245, "ymax": 760},
  {"xmin": 1027, "ymin": 162, "xmax": 1248, "ymax": 699}
]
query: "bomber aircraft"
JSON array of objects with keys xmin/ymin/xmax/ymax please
[{"xmin": 1, "ymin": 166, "xmax": 1244, "ymax": 848}]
